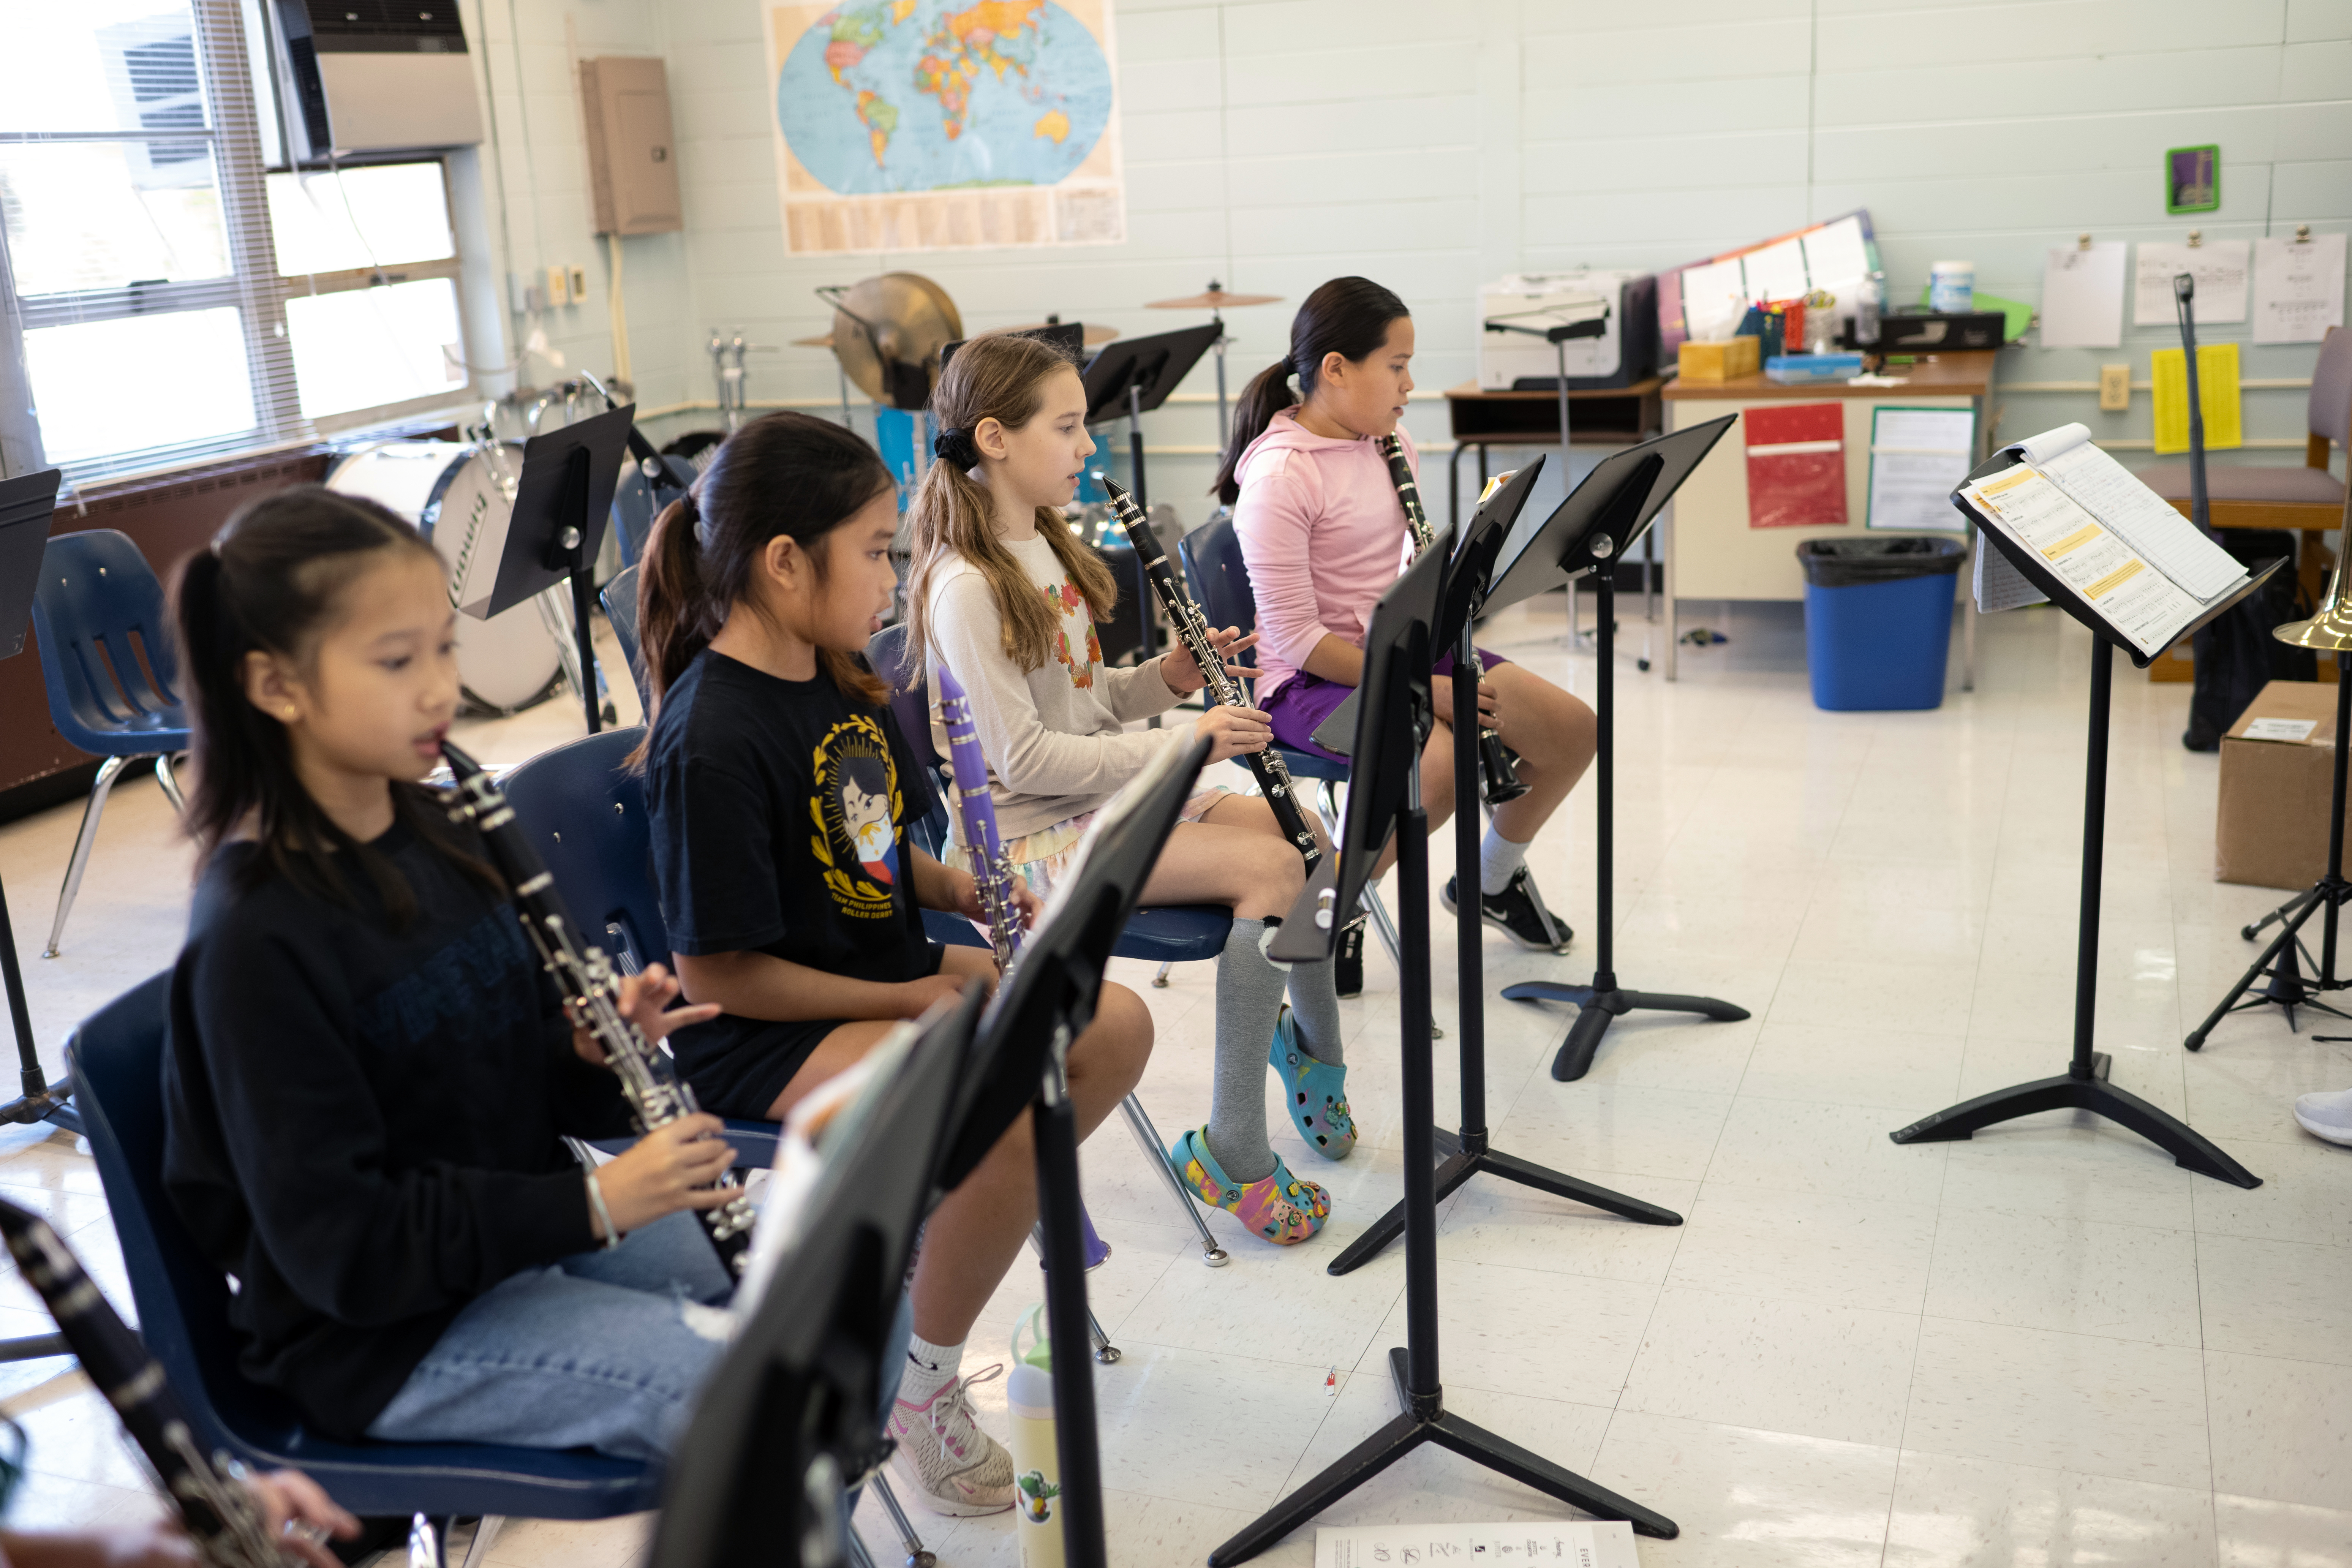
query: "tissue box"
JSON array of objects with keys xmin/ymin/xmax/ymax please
[
  {"xmin": 1765, "ymin": 353, "xmax": 1863, "ymax": 384},
  {"xmin": 1677, "ymin": 336, "xmax": 1760, "ymax": 382}
]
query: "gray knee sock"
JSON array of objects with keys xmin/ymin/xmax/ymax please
[
  {"xmin": 1286, "ymin": 956, "xmax": 1344, "ymax": 1068},
  {"xmin": 1206, "ymin": 917, "xmax": 1288, "ymax": 1184}
]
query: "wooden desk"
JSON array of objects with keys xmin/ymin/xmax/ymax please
[
  {"xmin": 1659, "ymin": 351, "xmax": 1998, "ymax": 683},
  {"xmin": 1441, "ymin": 378, "xmax": 1666, "ymax": 529}
]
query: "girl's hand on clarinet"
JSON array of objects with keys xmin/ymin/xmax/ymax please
[
  {"xmin": 1009, "ymin": 876, "xmax": 1042, "ymax": 931},
  {"xmin": 902, "ymin": 970, "xmax": 989, "ymax": 1014},
  {"xmin": 600, "ymin": 1115, "xmax": 738, "ymax": 1230},
  {"xmin": 250, "ymin": 1468, "xmax": 361, "ymax": 1568},
  {"xmin": 571, "ymin": 964, "xmax": 720, "ymax": 1064},
  {"xmin": 1161, "ymin": 626, "xmax": 1257, "ymax": 693},
  {"xmin": 1194, "ymin": 703, "xmax": 1273, "ymax": 763}
]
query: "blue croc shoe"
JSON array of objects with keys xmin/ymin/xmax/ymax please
[
  {"xmin": 1168, "ymin": 1127, "xmax": 1328, "ymax": 1245},
  {"xmin": 1268, "ymin": 1005, "xmax": 1356, "ymax": 1160}
]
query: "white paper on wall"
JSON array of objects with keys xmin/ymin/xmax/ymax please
[
  {"xmin": 2252, "ymin": 232, "xmax": 2347, "ymax": 344},
  {"xmin": 2134, "ymin": 240, "xmax": 2250, "ymax": 325},
  {"xmin": 2039, "ymin": 242, "xmax": 2128, "ymax": 348}
]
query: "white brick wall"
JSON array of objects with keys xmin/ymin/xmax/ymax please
[{"xmin": 464, "ymin": 0, "xmax": 2351, "ymax": 520}]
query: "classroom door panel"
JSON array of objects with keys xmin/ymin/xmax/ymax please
[{"xmin": 1666, "ymin": 395, "xmax": 1974, "ymax": 601}]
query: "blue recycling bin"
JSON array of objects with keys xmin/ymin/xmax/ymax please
[{"xmin": 1797, "ymin": 536, "xmax": 1966, "ymax": 711}]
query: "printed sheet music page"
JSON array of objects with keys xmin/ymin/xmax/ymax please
[
  {"xmin": 1315, "ymin": 1520, "xmax": 1639, "ymax": 1568},
  {"xmin": 1962, "ymin": 465, "xmax": 2204, "ymax": 656}
]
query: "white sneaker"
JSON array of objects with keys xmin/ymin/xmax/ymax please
[
  {"xmin": 885, "ymin": 1364, "xmax": 1015, "ymax": 1516},
  {"xmin": 2292, "ymin": 1087, "xmax": 2352, "ymax": 1146}
]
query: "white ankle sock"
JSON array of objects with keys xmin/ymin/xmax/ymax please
[
  {"xmin": 1479, "ymin": 825, "xmax": 1531, "ymax": 896},
  {"xmin": 899, "ymin": 1332, "xmax": 965, "ymax": 1407}
]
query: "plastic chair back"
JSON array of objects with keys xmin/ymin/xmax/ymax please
[
  {"xmin": 499, "ymin": 728, "xmax": 668, "ymax": 976},
  {"xmin": 600, "ymin": 564, "xmax": 649, "ymax": 712},
  {"xmin": 1176, "ymin": 512, "xmax": 1259, "ymax": 665},
  {"xmin": 68, "ymin": 975, "xmax": 658, "ymax": 1515},
  {"xmin": 2311, "ymin": 326, "xmax": 2352, "ymax": 450},
  {"xmin": 866, "ymin": 623, "xmax": 953, "ymax": 857},
  {"xmin": 30, "ymin": 530, "xmax": 191, "ymax": 756}
]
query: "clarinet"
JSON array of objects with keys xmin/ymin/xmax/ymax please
[
  {"xmin": 936, "ymin": 660, "xmax": 1023, "ymax": 970},
  {"xmin": 1378, "ymin": 435, "xmax": 1527, "ymax": 805},
  {"xmin": 0, "ymin": 1197, "xmax": 289, "ymax": 1567},
  {"xmin": 439, "ymin": 741, "xmax": 757, "ymax": 1276},
  {"xmin": 1101, "ymin": 480, "xmax": 1321, "ymax": 873}
]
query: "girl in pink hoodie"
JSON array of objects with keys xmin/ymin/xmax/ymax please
[{"xmin": 1219, "ymin": 277, "xmax": 1596, "ymax": 955}]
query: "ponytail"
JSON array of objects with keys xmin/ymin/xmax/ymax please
[
  {"xmin": 1211, "ymin": 276, "xmax": 1412, "ymax": 505},
  {"xmin": 628, "ymin": 411, "xmax": 898, "ymax": 761},
  {"xmin": 174, "ymin": 485, "xmax": 495, "ymax": 919},
  {"xmin": 902, "ymin": 331, "xmax": 1118, "ymax": 678}
]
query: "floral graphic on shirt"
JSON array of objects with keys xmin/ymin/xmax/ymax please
[
  {"xmin": 1043, "ymin": 576, "xmax": 1100, "ymax": 690},
  {"xmin": 807, "ymin": 716, "xmax": 903, "ymax": 920}
]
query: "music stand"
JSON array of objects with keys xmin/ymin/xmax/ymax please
[
  {"xmin": 939, "ymin": 733, "xmax": 1213, "ymax": 1568},
  {"xmin": 1888, "ymin": 449, "xmax": 2266, "ymax": 1189},
  {"xmin": 940, "ymin": 321, "xmax": 1085, "ymax": 372},
  {"xmin": 1223, "ymin": 542, "xmax": 1675, "ymax": 1566},
  {"xmin": 1078, "ymin": 324, "xmax": 1221, "ymax": 507},
  {"xmin": 0, "ymin": 471, "xmax": 73, "ymax": 1137},
  {"xmin": 1491, "ymin": 418, "xmax": 1749, "ymax": 1081},
  {"xmin": 648, "ymin": 986, "xmax": 983, "ymax": 1568},
  {"xmin": 1325, "ymin": 457, "xmax": 1683, "ymax": 1276},
  {"xmin": 478, "ymin": 405, "xmax": 634, "ymax": 734}
]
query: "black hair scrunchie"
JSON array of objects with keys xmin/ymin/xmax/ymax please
[
  {"xmin": 1277, "ymin": 353, "xmax": 1297, "ymax": 376},
  {"xmin": 933, "ymin": 427, "xmax": 981, "ymax": 469}
]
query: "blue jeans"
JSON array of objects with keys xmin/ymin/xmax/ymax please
[{"xmin": 367, "ymin": 1212, "xmax": 917, "ymax": 1462}]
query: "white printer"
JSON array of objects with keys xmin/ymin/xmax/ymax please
[{"xmin": 1476, "ymin": 271, "xmax": 1660, "ymax": 390}]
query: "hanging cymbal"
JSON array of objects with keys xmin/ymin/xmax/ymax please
[
  {"xmin": 791, "ymin": 333, "xmax": 835, "ymax": 349},
  {"xmin": 1147, "ymin": 285, "xmax": 1282, "ymax": 310},
  {"xmin": 820, "ymin": 273, "xmax": 963, "ymax": 411},
  {"xmin": 1008, "ymin": 320, "xmax": 1121, "ymax": 346}
]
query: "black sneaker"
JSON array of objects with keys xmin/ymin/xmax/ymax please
[
  {"xmin": 1442, "ymin": 867, "xmax": 1571, "ymax": 953},
  {"xmin": 1334, "ymin": 911, "xmax": 1367, "ymax": 997}
]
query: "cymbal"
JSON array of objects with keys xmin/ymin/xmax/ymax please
[
  {"xmin": 1009, "ymin": 320, "xmax": 1121, "ymax": 345},
  {"xmin": 1147, "ymin": 288, "xmax": 1282, "ymax": 311},
  {"xmin": 820, "ymin": 273, "xmax": 963, "ymax": 410},
  {"xmin": 791, "ymin": 333, "xmax": 834, "ymax": 349}
]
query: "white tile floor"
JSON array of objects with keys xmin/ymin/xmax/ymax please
[{"xmin": 0, "ymin": 594, "xmax": 2347, "ymax": 1567}]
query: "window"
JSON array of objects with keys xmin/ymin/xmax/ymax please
[{"xmin": 0, "ymin": 0, "xmax": 474, "ymax": 484}]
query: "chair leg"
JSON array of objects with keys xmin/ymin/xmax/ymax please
[
  {"xmin": 1118, "ymin": 1093, "xmax": 1230, "ymax": 1267},
  {"xmin": 457, "ymin": 1516, "xmax": 504, "ymax": 1568},
  {"xmin": 1024, "ymin": 1222, "xmax": 1121, "ymax": 1362},
  {"xmin": 153, "ymin": 752, "xmax": 186, "ymax": 812},
  {"xmin": 1152, "ymin": 959, "xmax": 1174, "ymax": 988},
  {"xmin": 44, "ymin": 755, "xmax": 127, "ymax": 959},
  {"xmin": 868, "ymin": 1473, "xmax": 936, "ymax": 1567}
]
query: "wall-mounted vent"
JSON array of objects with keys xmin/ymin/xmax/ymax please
[{"xmin": 269, "ymin": 0, "xmax": 483, "ymax": 163}]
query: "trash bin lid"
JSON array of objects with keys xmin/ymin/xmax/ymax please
[{"xmin": 1796, "ymin": 535, "xmax": 1966, "ymax": 586}]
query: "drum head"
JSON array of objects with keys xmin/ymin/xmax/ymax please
[{"xmin": 329, "ymin": 442, "xmax": 565, "ymax": 715}]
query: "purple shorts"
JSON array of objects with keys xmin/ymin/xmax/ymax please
[{"xmin": 1263, "ymin": 648, "xmax": 1507, "ymax": 763}]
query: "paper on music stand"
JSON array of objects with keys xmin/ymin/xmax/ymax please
[
  {"xmin": 2134, "ymin": 240, "xmax": 2250, "ymax": 325},
  {"xmin": 1313, "ymin": 1519, "xmax": 1639, "ymax": 1568},
  {"xmin": 2253, "ymin": 232, "xmax": 2347, "ymax": 344},
  {"xmin": 1867, "ymin": 407, "xmax": 1976, "ymax": 530},
  {"xmin": 2011, "ymin": 422, "xmax": 2245, "ymax": 599},
  {"xmin": 1963, "ymin": 465, "xmax": 2205, "ymax": 656},
  {"xmin": 2037, "ymin": 242, "xmax": 2127, "ymax": 348}
]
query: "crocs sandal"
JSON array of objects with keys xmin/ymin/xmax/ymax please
[
  {"xmin": 1269, "ymin": 1005, "xmax": 1356, "ymax": 1160},
  {"xmin": 1167, "ymin": 1127, "xmax": 1328, "ymax": 1245}
]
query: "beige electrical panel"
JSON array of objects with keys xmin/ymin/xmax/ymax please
[{"xmin": 580, "ymin": 56, "xmax": 682, "ymax": 236}]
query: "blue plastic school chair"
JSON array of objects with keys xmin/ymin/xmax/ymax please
[
  {"xmin": 67, "ymin": 974, "xmax": 662, "ymax": 1529},
  {"xmin": 598, "ymin": 564, "xmax": 648, "ymax": 714},
  {"xmin": 1178, "ymin": 512, "xmax": 1413, "ymax": 986},
  {"xmin": 29, "ymin": 530, "xmax": 191, "ymax": 958}
]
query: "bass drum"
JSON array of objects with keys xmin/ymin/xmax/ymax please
[{"xmin": 326, "ymin": 441, "xmax": 566, "ymax": 715}]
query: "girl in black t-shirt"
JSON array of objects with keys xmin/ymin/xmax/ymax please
[
  {"xmin": 162, "ymin": 487, "xmax": 738, "ymax": 1461},
  {"xmin": 635, "ymin": 412, "xmax": 1151, "ymax": 1519}
]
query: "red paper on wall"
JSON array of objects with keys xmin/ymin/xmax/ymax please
[{"xmin": 1745, "ymin": 401, "xmax": 1846, "ymax": 528}]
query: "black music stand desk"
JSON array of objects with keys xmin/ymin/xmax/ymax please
[
  {"xmin": 481, "ymin": 405, "xmax": 633, "ymax": 734},
  {"xmin": 0, "ymin": 471, "xmax": 75, "ymax": 1144},
  {"xmin": 1326, "ymin": 457, "xmax": 1682, "ymax": 1277},
  {"xmin": 1492, "ymin": 418, "xmax": 1748, "ymax": 1081},
  {"xmin": 1218, "ymin": 541, "xmax": 1674, "ymax": 1565},
  {"xmin": 649, "ymin": 987, "xmax": 982, "ymax": 1568},
  {"xmin": 1887, "ymin": 450, "xmax": 2265, "ymax": 1189},
  {"xmin": 1080, "ymin": 324, "xmax": 1220, "ymax": 507},
  {"xmin": 940, "ymin": 734, "xmax": 1213, "ymax": 1568}
]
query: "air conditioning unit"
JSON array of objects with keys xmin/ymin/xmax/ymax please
[{"xmin": 269, "ymin": 0, "xmax": 484, "ymax": 163}]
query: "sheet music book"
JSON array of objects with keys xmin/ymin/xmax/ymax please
[
  {"xmin": 1314, "ymin": 1519, "xmax": 1639, "ymax": 1567},
  {"xmin": 1963, "ymin": 424, "xmax": 2249, "ymax": 656}
]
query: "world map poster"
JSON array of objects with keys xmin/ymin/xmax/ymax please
[{"xmin": 763, "ymin": 1, "xmax": 1126, "ymax": 255}]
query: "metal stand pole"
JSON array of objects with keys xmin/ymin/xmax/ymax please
[
  {"xmin": 1894, "ymin": 640, "xmax": 2261, "ymax": 1187},
  {"xmin": 1034, "ymin": 1033, "xmax": 1107, "ymax": 1568}
]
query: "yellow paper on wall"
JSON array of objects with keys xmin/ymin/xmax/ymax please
[{"xmin": 2151, "ymin": 343, "xmax": 2243, "ymax": 455}]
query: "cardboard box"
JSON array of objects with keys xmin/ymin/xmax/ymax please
[
  {"xmin": 2217, "ymin": 680, "xmax": 2352, "ymax": 888},
  {"xmin": 1677, "ymin": 336, "xmax": 1760, "ymax": 382}
]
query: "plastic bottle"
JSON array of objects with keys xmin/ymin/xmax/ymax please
[
  {"xmin": 1006, "ymin": 1308, "xmax": 1063, "ymax": 1568},
  {"xmin": 1856, "ymin": 272, "xmax": 1884, "ymax": 347}
]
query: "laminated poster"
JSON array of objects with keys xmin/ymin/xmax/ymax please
[
  {"xmin": 1867, "ymin": 406, "xmax": 1976, "ymax": 530},
  {"xmin": 1745, "ymin": 402, "xmax": 1846, "ymax": 529},
  {"xmin": 1315, "ymin": 1520, "xmax": 1640, "ymax": 1568},
  {"xmin": 760, "ymin": 1, "xmax": 1127, "ymax": 255}
]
